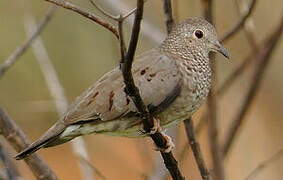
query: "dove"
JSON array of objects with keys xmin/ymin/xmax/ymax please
[{"xmin": 15, "ymin": 17, "xmax": 229, "ymax": 160}]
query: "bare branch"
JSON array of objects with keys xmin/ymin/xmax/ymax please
[
  {"xmin": 102, "ymin": 0, "xmax": 166, "ymax": 45},
  {"xmin": 184, "ymin": 118, "xmax": 210, "ymax": 180},
  {"xmin": 149, "ymin": 127, "xmax": 178, "ymax": 180},
  {"xmin": 235, "ymin": 0, "xmax": 259, "ymax": 50},
  {"xmin": 89, "ymin": 0, "xmax": 119, "ymax": 20},
  {"xmin": 0, "ymin": 143, "xmax": 21, "ymax": 180},
  {"xmin": 24, "ymin": 15, "xmax": 94, "ymax": 180},
  {"xmin": 245, "ymin": 149, "xmax": 283, "ymax": 180},
  {"xmin": 222, "ymin": 14, "xmax": 283, "ymax": 156},
  {"xmin": 162, "ymin": 0, "xmax": 174, "ymax": 34},
  {"xmin": 220, "ymin": 0, "xmax": 257, "ymax": 42},
  {"xmin": 0, "ymin": 108, "xmax": 58, "ymax": 180},
  {"xmin": 78, "ymin": 155, "xmax": 108, "ymax": 180},
  {"xmin": 0, "ymin": 6, "xmax": 56, "ymax": 79},
  {"xmin": 45, "ymin": 0, "xmax": 119, "ymax": 39},
  {"xmin": 120, "ymin": 0, "xmax": 184, "ymax": 179},
  {"xmin": 217, "ymin": 54, "xmax": 254, "ymax": 95}
]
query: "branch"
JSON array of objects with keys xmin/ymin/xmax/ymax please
[
  {"xmin": 0, "ymin": 143, "xmax": 21, "ymax": 180},
  {"xmin": 24, "ymin": 14, "xmax": 94, "ymax": 180},
  {"xmin": 102, "ymin": 0, "xmax": 166, "ymax": 45},
  {"xmin": 88, "ymin": 0, "xmax": 136, "ymax": 59},
  {"xmin": 184, "ymin": 118, "xmax": 210, "ymax": 180},
  {"xmin": 0, "ymin": 6, "xmax": 56, "ymax": 79},
  {"xmin": 201, "ymin": 0, "xmax": 225, "ymax": 179},
  {"xmin": 235, "ymin": 0, "xmax": 259, "ymax": 50},
  {"xmin": 162, "ymin": 0, "xmax": 174, "ymax": 34},
  {"xmin": 220, "ymin": 0, "xmax": 257, "ymax": 42},
  {"xmin": 148, "ymin": 128, "xmax": 178, "ymax": 180},
  {"xmin": 245, "ymin": 149, "xmax": 283, "ymax": 180},
  {"xmin": 120, "ymin": 0, "xmax": 184, "ymax": 179},
  {"xmin": 0, "ymin": 108, "xmax": 58, "ymax": 180},
  {"xmin": 45, "ymin": 0, "xmax": 119, "ymax": 39},
  {"xmin": 222, "ymin": 14, "xmax": 283, "ymax": 156}
]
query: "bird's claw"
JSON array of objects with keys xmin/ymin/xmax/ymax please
[
  {"xmin": 154, "ymin": 132, "xmax": 175, "ymax": 153},
  {"xmin": 139, "ymin": 118, "xmax": 161, "ymax": 135}
]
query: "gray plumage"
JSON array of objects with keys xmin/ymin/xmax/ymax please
[{"xmin": 15, "ymin": 17, "xmax": 229, "ymax": 160}]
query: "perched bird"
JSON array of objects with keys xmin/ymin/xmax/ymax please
[{"xmin": 15, "ymin": 17, "xmax": 229, "ymax": 160}]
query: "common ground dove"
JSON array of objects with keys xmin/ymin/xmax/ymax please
[{"xmin": 15, "ymin": 17, "xmax": 229, "ymax": 160}]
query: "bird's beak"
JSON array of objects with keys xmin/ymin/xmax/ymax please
[{"xmin": 215, "ymin": 41, "xmax": 230, "ymax": 59}]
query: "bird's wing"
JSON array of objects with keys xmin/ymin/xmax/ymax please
[{"xmin": 63, "ymin": 49, "xmax": 181, "ymax": 125}]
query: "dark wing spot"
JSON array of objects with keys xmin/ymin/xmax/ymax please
[
  {"xmin": 140, "ymin": 69, "xmax": 146, "ymax": 75},
  {"xmin": 140, "ymin": 67, "xmax": 149, "ymax": 75},
  {"xmin": 108, "ymin": 91, "xmax": 115, "ymax": 111},
  {"xmin": 147, "ymin": 78, "xmax": 152, "ymax": 82},
  {"xmin": 149, "ymin": 73, "xmax": 157, "ymax": 77},
  {"xmin": 161, "ymin": 79, "xmax": 164, "ymax": 82},
  {"xmin": 86, "ymin": 91, "xmax": 99, "ymax": 106}
]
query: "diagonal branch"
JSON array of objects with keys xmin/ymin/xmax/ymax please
[
  {"xmin": 24, "ymin": 14, "xmax": 94, "ymax": 180},
  {"xmin": 0, "ymin": 108, "xmax": 58, "ymax": 180},
  {"xmin": 220, "ymin": 0, "xmax": 257, "ymax": 42},
  {"xmin": 0, "ymin": 6, "xmax": 56, "ymax": 79},
  {"xmin": 234, "ymin": 0, "xmax": 259, "ymax": 50},
  {"xmin": 184, "ymin": 118, "xmax": 210, "ymax": 180},
  {"xmin": 0, "ymin": 142, "xmax": 21, "ymax": 180},
  {"xmin": 45, "ymin": 0, "xmax": 119, "ymax": 39},
  {"xmin": 222, "ymin": 14, "xmax": 283, "ymax": 156},
  {"xmin": 245, "ymin": 149, "xmax": 283, "ymax": 180},
  {"xmin": 120, "ymin": 0, "xmax": 184, "ymax": 180}
]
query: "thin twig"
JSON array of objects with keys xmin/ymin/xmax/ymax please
[
  {"xmin": 45, "ymin": 0, "xmax": 119, "ymax": 39},
  {"xmin": 120, "ymin": 0, "xmax": 184, "ymax": 179},
  {"xmin": 201, "ymin": 0, "xmax": 226, "ymax": 179},
  {"xmin": 184, "ymin": 118, "xmax": 210, "ymax": 180},
  {"xmin": 222, "ymin": 15, "xmax": 283, "ymax": 156},
  {"xmin": 89, "ymin": 0, "xmax": 137, "ymax": 58},
  {"xmin": 149, "ymin": 128, "xmax": 178, "ymax": 180},
  {"xmin": 102, "ymin": 0, "xmax": 166, "ymax": 45},
  {"xmin": 24, "ymin": 15, "xmax": 94, "ymax": 180},
  {"xmin": 245, "ymin": 149, "xmax": 283, "ymax": 180},
  {"xmin": 235, "ymin": 0, "xmax": 259, "ymax": 50},
  {"xmin": 0, "ymin": 142, "xmax": 21, "ymax": 180},
  {"xmin": 217, "ymin": 54, "xmax": 254, "ymax": 96},
  {"xmin": 0, "ymin": 108, "xmax": 58, "ymax": 180},
  {"xmin": 178, "ymin": 113, "xmax": 208, "ymax": 166},
  {"xmin": 78, "ymin": 156, "xmax": 108, "ymax": 180},
  {"xmin": 0, "ymin": 6, "xmax": 56, "ymax": 79},
  {"xmin": 220, "ymin": 0, "xmax": 257, "ymax": 42},
  {"xmin": 162, "ymin": 0, "xmax": 174, "ymax": 34}
]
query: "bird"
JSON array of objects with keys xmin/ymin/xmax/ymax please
[{"xmin": 15, "ymin": 17, "xmax": 229, "ymax": 160}]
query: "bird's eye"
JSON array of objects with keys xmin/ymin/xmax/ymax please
[{"xmin": 194, "ymin": 29, "xmax": 204, "ymax": 39}]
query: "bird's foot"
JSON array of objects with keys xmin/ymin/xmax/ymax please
[
  {"xmin": 139, "ymin": 117, "xmax": 161, "ymax": 135},
  {"xmin": 154, "ymin": 132, "xmax": 175, "ymax": 153},
  {"xmin": 149, "ymin": 117, "xmax": 161, "ymax": 134}
]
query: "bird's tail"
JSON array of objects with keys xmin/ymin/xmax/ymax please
[{"xmin": 15, "ymin": 122, "xmax": 66, "ymax": 160}]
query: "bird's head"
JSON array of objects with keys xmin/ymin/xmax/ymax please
[{"xmin": 161, "ymin": 17, "xmax": 230, "ymax": 59}]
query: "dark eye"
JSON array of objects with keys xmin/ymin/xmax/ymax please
[{"xmin": 194, "ymin": 29, "xmax": 204, "ymax": 39}]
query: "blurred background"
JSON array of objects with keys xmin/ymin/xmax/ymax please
[{"xmin": 0, "ymin": 0, "xmax": 282, "ymax": 179}]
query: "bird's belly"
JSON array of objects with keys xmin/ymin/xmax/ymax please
[{"xmin": 62, "ymin": 91, "xmax": 204, "ymax": 138}]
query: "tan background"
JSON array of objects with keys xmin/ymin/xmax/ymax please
[{"xmin": 0, "ymin": 0, "xmax": 282, "ymax": 179}]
